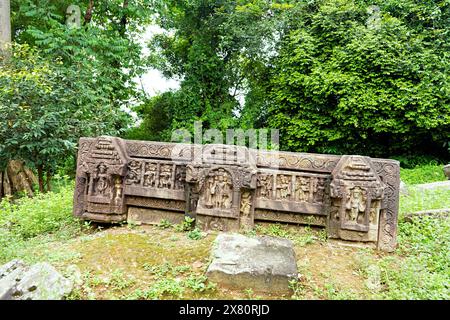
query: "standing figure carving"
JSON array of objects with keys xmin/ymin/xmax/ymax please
[
  {"xmin": 159, "ymin": 165, "xmax": 172, "ymax": 189},
  {"xmin": 295, "ymin": 177, "xmax": 310, "ymax": 202},
  {"xmin": 276, "ymin": 175, "xmax": 291, "ymax": 199},
  {"xmin": 95, "ymin": 163, "xmax": 110, "ymax": 196},
  {"xmin": 143, "ymin": 163, "xmax": 157, "ymax": 187},
  {"xmin": 257, "ymin": 174, "xmax": 273, "ymax": 199},
  {"xmin": 346, "ymin": 186, "xmax": 367, "ymax": 222}
]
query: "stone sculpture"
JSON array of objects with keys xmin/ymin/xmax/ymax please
[{"xmin": 73, "ymin": 136, "xmax": 400, "ymax": 251}]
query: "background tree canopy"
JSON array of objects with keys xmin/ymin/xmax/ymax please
[
  {"xmin": 1, "ymin": 0, "xmax": 449, "ymax": 189},
  {"xmin": 132, "ymin": 0, "xmax": 449, "ymax": 164},
  {"xmin": 1, "ymin": 0, "xmax": 153, "ymax": 190}
]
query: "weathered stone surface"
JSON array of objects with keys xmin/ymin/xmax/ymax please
[
  {"xmin": 403, "ymin": 208, "xmax": 450, "ymax": 223},
  {"xmin": 416, "ymin": 180, "xmax": 450, "ymax": 191},
  {"xmin": 73, "ymin": 136, "xmax": 401, "ymax": 251},
  {"xmin": 444, "ymin": 164, "xmax": 450, "ymax": 180},
  {"xmin": 399, "ymin": 180, "xmax": 408, "ymax": 195},
  {"xmin": 206, "ymin": 234, "xmax": 298, "ymax": 294},
  {"xmin": 0, "ymin": 259, "xmax": 27, "ymax": 299},
  {"xmin": 0, "ymin": 260, "xmax": 73, "ymax": 300}
]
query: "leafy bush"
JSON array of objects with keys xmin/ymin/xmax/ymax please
[
  {"xmin": 400, "ymin": 164, "xmax": 447, "ymax": 185},
  {"xmin": 0, "ymin": 184, "xmax": 84, "ymax": 263},
  {"xmin": 377, "ymin": 217, "xmax": 450, "ymax": 300},
  {"xmin": 267, "ymin": 0, "xmax": 450, "ymax": 159}
]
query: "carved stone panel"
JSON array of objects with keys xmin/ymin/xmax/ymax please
[{"xmin": 73, "ymin": 137, "xmax": 400, "ymax": 252}]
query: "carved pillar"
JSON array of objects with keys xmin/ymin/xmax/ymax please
[
  {"xmin": 327, "ymin": 156, "xmax": 390, "ymax": 247},
  {"xmin": 73, "ymin": 136, "xmax": 129, "ymax": 223}
]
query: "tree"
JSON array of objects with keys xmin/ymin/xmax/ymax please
[
  {"xmin": 0, "ymin": 44, "xmax": 125, "ymax": 192},
  {"xmin": 133, "ymin": 0, "xmax": 292, "ymax": 140},
  {"xmin": 0, "ymin": 1, "xmax": 155, "ymax": 192},
  {"xmin": 266, "ymin": 0, "xmax": 450, "ymax": 159}
]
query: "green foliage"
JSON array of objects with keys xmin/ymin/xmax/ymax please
[
  {"xmin": 267, "ymin": 0, "xmax": 450, "ymax": 158},
  {"xmin": 400, "ymin": 164, "xmax": 447, "ymax": 184},
  {"xmin": 187, "ymin": 228, "xmax": 204, "ymax": 240},
  {"xmin": 129, "ymin": 0, "xmax": 291, "ymax": 140},
  {"xmin": 0, "ymin": 183, "xmax": 85, "ymax": 263},
  {"xmin": 2, "ymin": 1, "xmax": 154, "ymax": 185},
  {"xmin": 174, "ymin": 216, "xmax": 195, "ymax": 232},
  {"xmin": 376, "ymin": 216, "xmax": 450, "ymax": 299},
  {"xmin": 0, "ymin": 44, "xmax": 126, "ymax": 179}
]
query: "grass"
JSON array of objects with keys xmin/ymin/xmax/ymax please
[
  {"xmin": 0, "ymin": 182, "xmax": 88, "ymax": 264},
  {"xmin": 0, "ymin": 164, "xmax": 448, "ymax": 300},
  {"xmin": 400, "ymin": 164, "xmax": 447, "ymax": 185}
]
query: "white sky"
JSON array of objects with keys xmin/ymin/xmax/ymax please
[{"xmin": 134, "ymin": 25, "xmax": 180, "ymax": 98}]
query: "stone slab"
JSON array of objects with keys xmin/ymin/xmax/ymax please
[
  {"xmin": 206, "ymin": 234, "xmax": 298, "ymax": 294},
  {"xmin": 416, "ymin": 180, "xmax": 450, "ymax": 190},
  {"xmin": 0, "ymin": 260, "xmax": 73, "ymax": 300}
]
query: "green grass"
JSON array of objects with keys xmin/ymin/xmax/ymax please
[
  {"xmin": 376, "ymin": 216, "xmax": 449, "ymax": 299},
  {"xmin": 0, "ymin": 183, "xmax": 87, "ymax": 264},
  {"xmin": 400, "ymin": 164, "xmax": 447, "ymax": 185}
]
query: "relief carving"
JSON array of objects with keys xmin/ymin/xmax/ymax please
[
  {"xmin": 74, "ymin": 137, "xmax": 400, "ymax": 252},
  {"xmin": 201, "ymin": 169, "xmax": 233, "ymax": 210},
  {"xmin": 257, "ymin": 174, "xmax": 273, "ymax": 199},
  {"xmin": 276, "ymin": 175, "xmax": 291, "ymax": 200}
]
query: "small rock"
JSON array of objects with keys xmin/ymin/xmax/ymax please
[
  {"xmin": 444, "ymin": 164, "xmax": 450, "ymax": 180},
  {"xmin": 15, "ymin": 263, "xmax": 73, "ymax": 300},
  {"xmin": 65, "ymin": 265, "xmax": 83, "ymax": 288},
  {"xmin": 0, "ymin": 260, "xmax": 74, "ymax": 300},
  {"xmin": 399, "ymin": 180, "xmax": 408, "ymax": 195},
  {"xmin": 206, "ymin": 233, "xmax": 298, "ymax": 294}
]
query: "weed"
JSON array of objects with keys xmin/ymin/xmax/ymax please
[
  {"xmin": 158, "ymin": 219, "xmax": 172, "ymax": 229},
  {"xmin": 187, "ymin": 228, "xmax": 204, "ymax": 240}
]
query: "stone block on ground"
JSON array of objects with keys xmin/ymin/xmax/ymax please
[
  {"xmin": 206, "ymin": 233, "xmax": 298, "ymax": 294},
  {"xmin": 416, "ymin": 180, "xmax": 450, "ymax": 191},
  {"xmin": 0, "ymin": 260, "xmax": 73, "ymax": 300}
]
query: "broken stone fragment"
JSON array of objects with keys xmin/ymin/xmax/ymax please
[
  {"xmin": 0, "ymin": 260, "xmax": 74, "ymax": 300},
  {"xmin": 206, "ymin": 233, "xmax": 298, "ymax": 294}
]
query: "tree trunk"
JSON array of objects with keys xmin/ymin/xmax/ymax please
[
  {"xmin": 0, "ymin": 160, "xmax": 37, "ymax": 199},
  {"xmin": 46, "ymin": 170, "xmax": 52, "ymax": 192},
  {"xmin": 37, "ymin": 165, "xmax": 44, "ymax": 194}
]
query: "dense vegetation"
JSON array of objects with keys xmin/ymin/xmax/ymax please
[
  {"xmin": 1, "ymin": 0, "xmax": 153, "ymax": 189},
  {"xmin": 1, "ymin": 1, "xmax": 449, "ymax": 183},
  {"xmin": 129, "ymin": 0, "xmax": 449, "ymax": 164}
]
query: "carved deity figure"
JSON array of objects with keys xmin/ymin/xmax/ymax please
[
  {"xmin": 346, "ymin": 186, "xmax": 367, "ymax": 222},
  {"xmin": 159, "ymin": 165, "xmax": 172, "ymax": 189},
  {"xmin": 222, "ymin": 175, "xmax": 232, "ymax": 209},
  {"xmin": 276, "ymin": 175, "xmax": 291, "ymax": 199},
  {"xmin": 113, "ymin": 176, "xmax": 123, "ymax": 205},
  {"xmin": 204, "ymin": 176, "xmax": 216, "ymax": 208},
  {"xmin": 175, "ymin": 167, "xmax": 186, "ymax": 190},
  {"xmin": 143, "ymin": 163, "xmax": 157, "ymax": 187},
  {"xmin": 126, "ymin": 160, "xmax": 141, "ymax": 185},
  {"xmin": 202, "ymin": 170, "xmax": 233, "ymax": 210},
  {"xmin": 295, "ymin": 177, "xmax": 310, "ymax": 202},
  {"xmin": 95, "ymin": 163, "xmax": 109, "ymax": 196},
  {"xmin": 257, "ymin": 175, "xmax": 273, "ymax": 199},
  {"xmin": 240, "ymin": 191, "xmax": 252, "ymax": 216},
  {"xmin": 313, "ymin": 178, "xmax": 325, "ymax": 203}
]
